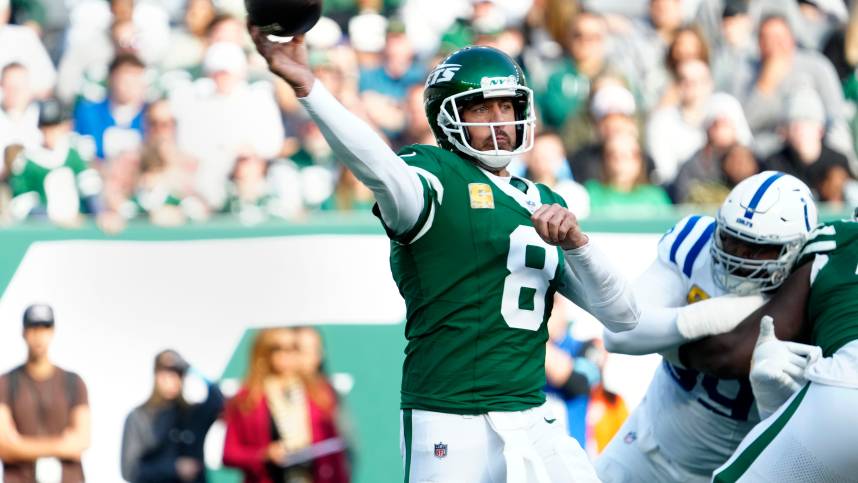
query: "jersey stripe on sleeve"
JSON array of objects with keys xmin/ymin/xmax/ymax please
[
  {"xmin": 683, "ymin": 221, "xmax": 716, "ymax": 277},
  {"xmin": 670, "ymin": 215, "xmax": 702, "ymax": 264}
]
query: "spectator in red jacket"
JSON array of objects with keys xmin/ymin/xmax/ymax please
[{"xmin": 222, "ymin": 327, "xmax": 349, "ymax": 483}]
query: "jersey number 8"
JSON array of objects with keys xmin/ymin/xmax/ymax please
[{"xmin": 502, "ymin": 226, "xmax": 559, "ymax": 331}]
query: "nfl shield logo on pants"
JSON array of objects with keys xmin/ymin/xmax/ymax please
[{"xmin": 434, "ymin": 442, "xmax": 448, "ymax": 458}]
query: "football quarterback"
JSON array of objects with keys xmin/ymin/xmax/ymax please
[{"xmin": 250, "ymin": 30, "xmax": 639, "ymax": 482}]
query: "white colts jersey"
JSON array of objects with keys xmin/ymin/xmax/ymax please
[{"xmin": 637, "ymin": 215, "xmax": 761, "ymax": 474}]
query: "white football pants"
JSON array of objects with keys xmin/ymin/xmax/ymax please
[{"xmin": 399, "ymin": 401, "xmax": 599, "ymax": 483}]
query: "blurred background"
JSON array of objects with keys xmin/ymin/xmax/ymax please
[{"xmin": 0, "ymin": 0, "xmax": 857, "ymax": 481}]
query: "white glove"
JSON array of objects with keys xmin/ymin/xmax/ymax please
[
  {"xmin": 676, "ymin": 294, "xmax": 766, "ymax": 340},
  {"xmin": 750, "ymin": 315, "xmax": 822, "ymax": 419}
]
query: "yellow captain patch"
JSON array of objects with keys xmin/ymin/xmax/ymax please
[
  {"xmin": 686, "ymin": 285, "xmax": 711, "ymax": 304},
  {"xmin": 469, "ymin": 183, "xmax": 495, "ymax": 209}
]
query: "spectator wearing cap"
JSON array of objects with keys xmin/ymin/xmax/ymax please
[
  {"xmin": 8, "ymin": 98, "xmax": 102, "ymax": 224},
  {"xmin": 358, "ymin": 19, "xmax": 425, "ymax": 138},
  {"xmin": 585, "ymin": 132, "xmax": 672, "ymax": 217},
  {"xmin": 0, "ymin": 304, "xmax": 91, "ymax": 482},
  {"xmin": 726, "ymin": 14, "xmax": 852, "ymax": 159},
  {"xmin": 647, "ymin": 59, "xmax": 715, "ymax": 184},
  {"xmin": 120, "ymin": 349, "xmax": 224, "ymax": 483},
  {"xmin": 671, "ymin": 92, "xmax": 757, "ymax": 204},
  {"xmin": 0, "ymin": 0, "xmax": 56, "ymax": 98},
  {"xmin": 170, "ymin": 41, "xmax": 283, "ymax": 209},
  {"xmin": 0, "ymin": 63, "xmax": 41, "ymax": 170},
  {"xmin": 73, "ymin": 54, "xmax": 148, "ymax": 162},
  {"xmin": 764, "ymin": 86, "xmax": 853, "ymax": 201},
  {"xmin": 566, "ymin": 81, "xmax": 655, "ymax": 184}
]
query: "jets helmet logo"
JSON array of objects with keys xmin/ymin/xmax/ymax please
[{"xmin": 426, "ymin": 64, "xmax": 461, "ymax": 86}]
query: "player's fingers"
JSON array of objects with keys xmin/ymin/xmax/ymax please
[
  {"xmin": 530, "ymin": 205, "xmax": 549, "ymax": 222},
  {"xmin": 532, "ymin": 213, "xmax": 549, "ymax": 240},
  {"xmin": 784, "ymin": 342, "xmax": 821, "ymax": 359},
  {"xmin": 547, "ymin": 210, "xmax": 567, "ymax": 242},
  {"xmin": 248, "ymin": 26, "xmax": 270, "ymax": 56},
  {"xmin": 786, "ymin": 351, "xmax": 810, "ymax": 369},
  {"xmin": 556, "ymin": 216, "xmax": 575, "ymax": 242},
  {"xmin": 782, "ymin": 361, "xmax": 805, "ymax": 380}
]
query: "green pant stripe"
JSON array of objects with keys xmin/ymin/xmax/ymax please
[
  {"xmin": 403, "ymin": 409, "xmax": 413, "ymax": 483},
  {"xmin": 714, "ymin": 383, "xmax": 811, "ymax": 482}
]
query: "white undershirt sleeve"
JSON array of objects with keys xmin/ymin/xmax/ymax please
[
  {"xmin": 558, "ymin": 241, "xmax": 640, "ymax": 333},
  {"xmin": 602, "ymin": 256, "xmax": 688, "ymax": 355},
  {"xmin": 298, "ymin": 81, "xmax": 425, "ymax": 235}
]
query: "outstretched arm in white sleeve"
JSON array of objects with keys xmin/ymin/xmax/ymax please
[
  {"xmin": 604, "ymin": 257, "xmax": 766, "ymax": 355},
  {"xmin": 250, "ymin": 28, "xmax": 424, "ymax": 235}
]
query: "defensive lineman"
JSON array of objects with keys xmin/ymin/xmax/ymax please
[
  {"xmin": 250, "ymin": 30, "xmax": 639, "ymax": 482},
  {"xmin": 680, "ymin": 215, "xmax": 858, "ymax": 482},
  {"xmin": 597, "ymin": 172, "xmax": 817, "ymax": 482}
]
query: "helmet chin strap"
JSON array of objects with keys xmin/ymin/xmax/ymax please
[{"xmin": 447, "ymin": 135, "xmax": 512, "ymax": 170}]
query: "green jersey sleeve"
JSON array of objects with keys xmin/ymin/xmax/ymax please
[
  {"xmin": 796, "ymin": 220, "xmax": 858, "ymax": 356},
  {"xmin": 372, "ymin": 144, "xmax": 446, "ymax": 244}
]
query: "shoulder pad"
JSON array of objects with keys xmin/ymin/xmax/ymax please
[{"xmin": 658, "ymin": 214, "xmax": 717, "ymax": 278}]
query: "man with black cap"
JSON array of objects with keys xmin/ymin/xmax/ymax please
[
  {"xmin": 0, "ymin": 304, "xmax": 91, "ymax": 482},
  {"xmin": 8, "ymin": 97, "xmax": 101, "ymax": 224},
  {"xmin": 120, "ymin": 349, "xmax": 224, "ymax": 483}
]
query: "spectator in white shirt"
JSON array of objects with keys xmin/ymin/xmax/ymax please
[
  {"xmin": 171, "ymin": 42, "xmax": 284, "ymax": 208},
  {"xmin": 647, "ymin": 59, "xmax": 714, "ymax": 184},
  {"xmin": 0, "ymin": 0, "xmax": 56, "ymax": 98},
  {"xmin": 0, "ymin": 63, "xmax": 41, "ymax": 172},
  {"xmin": 726, "ymin": 14, "xmax": 852, "ymax": 158}
]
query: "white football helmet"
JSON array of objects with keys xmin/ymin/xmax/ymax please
[{"xmin": 711, "ymin": 171, "xmax": 818, "ymax": 295}]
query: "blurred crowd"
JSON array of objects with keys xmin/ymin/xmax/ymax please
[{"xmin": 2, "ymin": 0, "xmax": 858, "ymax": 229}]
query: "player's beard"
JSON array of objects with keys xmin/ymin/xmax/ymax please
[{"xmin": 479, "ymin": 128, "xmax": 514, "ymax": 151}]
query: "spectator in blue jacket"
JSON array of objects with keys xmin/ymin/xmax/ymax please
[{"xmin": 73, "ymin": 53, "xmax": 147, "ymax": 162}]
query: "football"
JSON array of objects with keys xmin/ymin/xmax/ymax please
[{"xmin": 245, "ymin": 0, "xmax": 322, "ymax": 37}]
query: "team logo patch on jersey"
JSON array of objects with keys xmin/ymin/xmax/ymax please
[
  {"xmin": 468, "ymin": 183, "xmax": 495, "ymax": 209},
  {"xmin": 434, "ymin": 442, "xmax": 448, "ymax": 458},
  {"xmin": 686, "ymin": 285, "xmax": 711, "ymax": 304}
]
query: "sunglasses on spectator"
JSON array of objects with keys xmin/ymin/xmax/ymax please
[
  {"xmin": 572, "ymin": 31, "xmax": 602, "ymax": 42},
  {"xmin": 269, "ymin": 343, "xmax": 299, "ymax": 353}
]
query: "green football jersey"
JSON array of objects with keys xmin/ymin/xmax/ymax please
[
  {"xmin": 375, "ymin": 144, "xmax": 571, "ymax": 414},
  {"xmin": 795, "ymin": 219, "xmax": 858, "ymax": 357},
  {"xmin": 9, "ymin": 139, "xmax": 100, "ymax": 207}
]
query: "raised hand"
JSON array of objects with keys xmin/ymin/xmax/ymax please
[
  {"xmin": 531, "ymin": 203, "xmax": 589, "ymax": 250},
  {"xmin": 750, "ymin": 315, "xmax": 821, "ymax": 418},
  {"xmin": 248, "ymin": 25, "xmax": 315, "ymax": 97}
]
